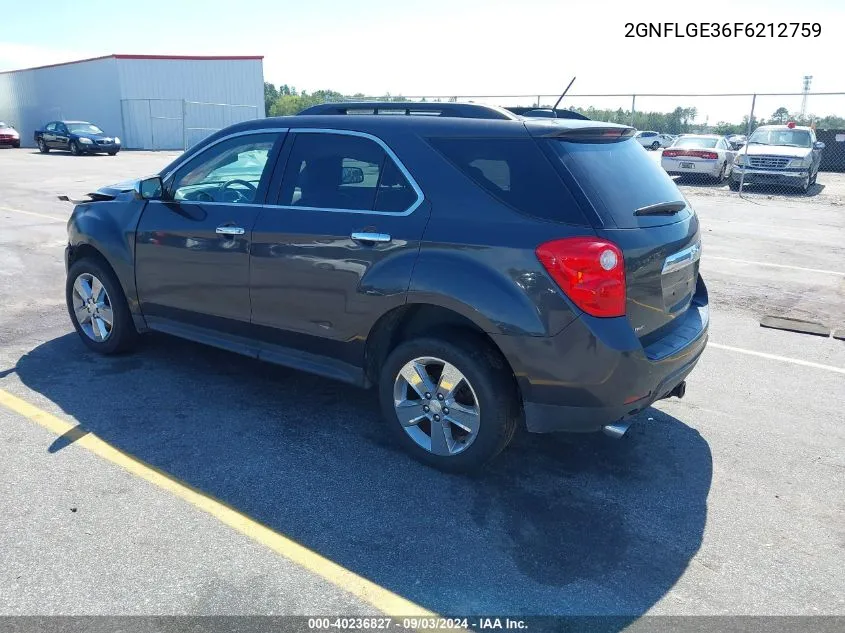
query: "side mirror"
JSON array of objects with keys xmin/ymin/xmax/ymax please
[
  {"xmin": 135, "ymin": 176, "xmax": 163, "ymax": 200},
  {"xmin": 814, "ymin": 141, "xmax": 825, "ymax": 150},
  {"xmin": 341, "ymin": 166, "xmax": 364, "ymax": 185}
]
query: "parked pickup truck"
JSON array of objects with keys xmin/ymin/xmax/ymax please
[
  {"xmin": 34, "ymin": 120, "xmax": 121, "ymax": 156},
  {"xmin": 730, "ymin": 123, "xmax": 824, "ymax": 193}
]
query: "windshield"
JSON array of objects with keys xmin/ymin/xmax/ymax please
[
  {"xmin": 748, "ymin": 128, "xmax": 811, "ymax": 148},
  {"xmin": 67, "ymin": 123, "xmax": 103, "ymax": 135},
  {"xmin": 546, "ymin": 137, "xmax": 689, "ymax": 228},
  {"xmin": 673, "ymin": 137, "xmax": 718, "ymax": 149}
]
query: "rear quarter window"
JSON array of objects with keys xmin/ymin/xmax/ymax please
[{"xmin": 428, "ymin": 137, "xmax": 589, "ymax": 226}]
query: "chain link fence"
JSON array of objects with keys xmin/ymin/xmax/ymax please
[
  {"xmin": 320, "ymin": 91, "xmax": 845, "ymax": 202},
  {"xmin": 120, "ymin": 99, "xmax": 260, "ymax": 151}
]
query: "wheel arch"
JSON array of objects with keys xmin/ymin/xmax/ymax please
[
  {"xmin": 364, "ymin": 303, "xmax": 523, "ymax": 410},
  {"xmin": 67, "ymin": 203, "xmax": 146, "ymax": 328}
]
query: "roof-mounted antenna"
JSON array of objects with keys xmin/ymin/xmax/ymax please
[
  {"xmin": 551, "ymin": 76, "xmax": 576, "ymax": 112},
  {"xmin": 521, "ymin": 77, "xmax": 577, "ymax": 119}
]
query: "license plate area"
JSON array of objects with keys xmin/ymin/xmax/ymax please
[
  {"xmin": 680, "ymin": 162, "xmax": 695, "ymax": 169},
  {"xmin": 661, "ymin": 242, "xmax": 701, "ymax": 313}
]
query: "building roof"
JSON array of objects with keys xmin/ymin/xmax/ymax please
[{"xmin": 0, "ymin": 54, "xmax": 264, "ymax": 75}]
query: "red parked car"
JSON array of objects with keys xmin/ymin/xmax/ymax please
[{"xmin": 0, "ymin": 122, "xmax": 21, "ymax": 148}]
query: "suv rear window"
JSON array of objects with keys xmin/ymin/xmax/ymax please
[
  {"xmin": 428, "ymin": 137, "xmax": 589, "ymax": 225},
  {"xmin": 545, "ymin": 138, "xmax": 691, "ymax": 228}
]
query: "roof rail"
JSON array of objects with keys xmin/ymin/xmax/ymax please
[{"xmin": 297, "ymin": 101, "xmax": 519, "ymax": 120}]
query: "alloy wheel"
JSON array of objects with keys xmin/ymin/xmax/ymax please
[
  {"xmin": 71, "ymin": 273, "xmax": 114, "ymax": 342},
  {"xmin": 392, "ymin": 356, "xmax": 481, "ymax": 456}
]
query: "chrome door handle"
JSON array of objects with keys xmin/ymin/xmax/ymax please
[
  {"xmin": 216, "ymin": 225, "xmax": 245, "ymax": 236},
  {"xmin": 351, "ymin": 232, "xmax": 391, "ymax": 243}
]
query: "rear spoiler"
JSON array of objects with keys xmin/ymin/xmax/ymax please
[{"xmin": 527, "ymin": 123, "xmax": 636, "ymax": 141}]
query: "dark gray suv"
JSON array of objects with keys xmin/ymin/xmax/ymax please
[{"xmin": 64, "ymin": 102, "xmax": 708, "ymax": 471}]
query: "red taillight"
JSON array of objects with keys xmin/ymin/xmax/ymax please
[
  {"xmin": 536, "ymin": 237, "xmax": 626, "ymax": 318},
  {"xmin": 663, "ymin": 149, "xmax": 718, "ymax": 159}
]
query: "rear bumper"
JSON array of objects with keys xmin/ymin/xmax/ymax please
[
  {"xmin": 663, "ymin": 158, "xmax": 721, "ymax": 177},
  {"xmin": 493, "ymin": 282, "xmax": 709, "ymax": 434}
]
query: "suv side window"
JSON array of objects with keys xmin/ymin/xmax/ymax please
[
  {"xmin": 46, "ymin": 122, "xmax": 56, "ymax": 132},
  {"xmin": 57, "ymin": 123, "xmax": 68, "ymax": 134},
  {"xmin": 167, "ymin": 133, "xmax": 279, "ymax": 204},
  {"xmin": 428, "ymin": 137, "xmax": 589, "ymax": 226},
  {"xmin": 277, "ymin": 132, "xmax": 418, "ymax": 213}
]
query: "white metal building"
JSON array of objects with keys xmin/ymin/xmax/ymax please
[{"xmin": 0, "ymin": 54, "xmax": 265, "ymax": 150}]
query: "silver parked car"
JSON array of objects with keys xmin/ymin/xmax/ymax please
[{"xmin": 661, "ymin": 135, "xmax": 736, "ymax": 182}]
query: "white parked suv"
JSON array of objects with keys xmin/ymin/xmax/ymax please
[{"xmin": 634, "ymin": 131, "xmax": 673, "ymax": 150}]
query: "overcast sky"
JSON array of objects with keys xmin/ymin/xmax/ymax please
[{"xmin": 2, "ymin": 0, "xmax": 843, "ymax": 123}]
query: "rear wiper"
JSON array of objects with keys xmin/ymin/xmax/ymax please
[{"xmin": 634, "ymin": 201, "xmax": 687, "ymax": 216}]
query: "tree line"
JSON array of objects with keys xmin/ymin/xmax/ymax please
[{"xmin": 264, "ymin": 83, "xmax": 845, "ymax": 132}]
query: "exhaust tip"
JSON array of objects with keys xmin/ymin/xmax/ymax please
[{"xmin": 603, "ymin": 420, "xmax": 633, "ymax": 439}]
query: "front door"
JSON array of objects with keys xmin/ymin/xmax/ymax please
[
  {"xmin": 250, "ymin": 129, "xmax": 429, "ymax": 366},
  {"xmin": 135, "ymin": 131, "xmax": 285, "ymax": 339}
]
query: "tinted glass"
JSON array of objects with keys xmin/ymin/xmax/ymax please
[
  {"xmin": 278, "ymin": 132, "xmax": 416, "ymax": 213},
  {"xmin": 374, "ymin": 158, "xmax": 417, "ymax": 212},
  {"xmin": 46, "ymin": 123, "xmax": 56, "ymax": 132},
  {"xmin": 429, "ymin": 137, "xmax": 588, "ymax": 225},
  {"xmin": 169, "ymin": 133, "xmax": 277, "ymax": 204},
  {"xmin": 68, "ymin": 123, "xmax": 103, "ymax": 134},
  {"xmin": 673, "ymin": 137, "xmax": 719, "ymax": 149},
  {"xmin": 546, "ymin": 137, "xmax": 687, "ymax": 228}
]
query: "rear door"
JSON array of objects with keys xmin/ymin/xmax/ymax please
[
  {"xmin": 544, "ymin": 134, "xmax": 702, "ymax": 340},
  {"xmin": 250, "ymin": 129, "xmax": 429, "ymax": 364}
]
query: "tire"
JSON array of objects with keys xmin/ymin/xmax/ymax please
[
  {"xmin": 37, "ymin": 138, "xmax": 49, "ymax": 153},
  {"xmin": 797, "ymin": 176, "xmax": 810, "ymax": 194},
  {"xmin": 650, "ymin": 141, "xmax": 660, "ymax": 150},
  {"xmin": 809, "ymin": 169, "xmax": 817, "ymax": 186},
  {"xmin": 108, "ymin": 151, "xmax": 118, "ymax": 156},
  {"xmin": 379, "ymin": 335, "xmax": 519, "ymax": 472},
  {"xmin": 69, "ymin": 140, "xmax": 82, "ymax": 156},
  {"xmin": 66, "ymin": 257, "xmax": 138, "ymax": 354},
  {"xmin": 729, "ymin": 179, "xmax": 740, "ymax": 191},
  {"xmin": 12, "ymin": 141, "xmax": 20, "ymax": 149}
]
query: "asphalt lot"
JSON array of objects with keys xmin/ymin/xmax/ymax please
[{"xmin": 0, "ymin": 147, "xmax": 843, "ymax": 623}]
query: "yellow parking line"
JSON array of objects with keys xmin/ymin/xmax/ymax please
[
  {"xmin": 0, "ymin": 388, "xmax": 435, "ymax": 619},
  {"xmin": 0, "ymin": 205, "xmax": 66, "ymax": 222}
]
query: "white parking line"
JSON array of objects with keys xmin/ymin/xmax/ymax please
[
  {"xmin": 0, "ymin": 205, "xmax": 66, "ymax": 223},
  {"xmin": 707, "ymin": 256, "xmax": 845, "ymax": 277},
  {"xmin": 710, "ymin": 343, "xmax": 845, "ymax": 375}
]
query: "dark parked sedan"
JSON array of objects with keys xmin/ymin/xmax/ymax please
[
  {"xmin": 62, "ymin": 102, "xmax": 707, "ymax": 471},
  {"xmin": 34, "ymin": 120, "xmax": 121, "ymax": 156}
]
